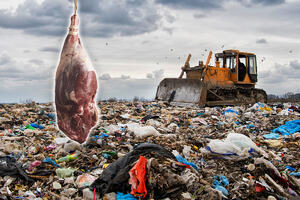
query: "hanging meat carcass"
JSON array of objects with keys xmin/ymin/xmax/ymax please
[{"xmin": 55, "ymin": 1, "xmax": 99, "ymax": 144}]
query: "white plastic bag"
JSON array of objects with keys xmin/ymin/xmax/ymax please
[
  {"xmin": 206, "ymin": 133, "xmax": 267, "ymax": 158},
  {"xmin": 105, "ymin": 124, "xmax": 120, "ymax": 134},
  {"xmin": 206, "ymin": 139, "xmax": 241, "ymax": 155},
  {"xmin": 225, "ymin": 133, "xmax": 259, "ymax": 152},
  {"xmin": 126, "ymin": 122, "xmax": 161, "ymax": 138}
]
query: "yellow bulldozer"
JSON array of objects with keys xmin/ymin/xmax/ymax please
[{"xmin": 155, "ymin": 50, "xmax": 267, "ymax": 106}]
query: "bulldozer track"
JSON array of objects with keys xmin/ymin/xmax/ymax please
[{"xmin": 206, "ymin": 86, "xmax": 267, "ymax": 106}]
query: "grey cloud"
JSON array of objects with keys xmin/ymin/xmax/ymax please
[
  {"xmin": 259, "ymin": 60, "xmax": 300, "ymax": 84},
  {"xmin": 155, "ymin": 0, "xmax": 223, "ymax": 10},
  {"xmin": 157, "ymin": 0, "xmax": 285, "ymax": 10},
  {"xmin": 193, "ymin": 13, "xmax": 206, "ymax": 19},
  {"xmin": 127, "ymin": 0, "xmax": 145, "ymax": 7},
  {"xmin": 162, "ymin": 27, "xmax": 174, "ymax": 35},
  {"xmin": 0, "ymin": 52, "xmax": 11, "ymax": 65},
  {"xmin": 0, "ymin": 78, "xmax": 53, "ymax": 103},
  {"xmin": 0, "ymin": 53, "xmax": 165, "ymax": 102},
  {"xmin": 0, "ymin": 0, "xmax": 71, "ymax": 35},
  {"xmin": 251, "ymin": 0, "xmax": 285, "ymax": 5},
  {"xmin": 0, "ymin": 0, "xmax": 164, "ymax": 38},
  {"xmin": 0, "ymin": 51, "xmax": 53, "ymax": 81},
  {"xmin": 97, "ymin": 69, "xmax": 165, "ymax": 100},
  {"xmin": 153, "ymin": 69, "xmax": 164, "ymax": 80},
  {"xmin": 99, "ymin": 78, "xmax": 161, "ymax": 100},
  {"xmin": 290, "ymin": 60, "xmax": 300, "ymax": 70},
  {"xmin": 272, "ymin": 61, "xmax": 300, "ymax": 79},
  {"xmin": 120, "ymin": 75, "xmax": 130, "ymax": 79},
  {"xmin": 77, "ymin": 0, "xmax": 99, "ymax": 13},
  {"xmin": 258, "ymin": 70, "xmax": 270, "ymax": 78},
  {"xmin": 259, "ymin": 72, "xmax": 285, "ymax": 84},
  {"xmin": 99, "ymin": 73, "xmax": 111, "ymax": 80},
  {"xmin": 29, "ymin": 59, "xmax": 44, "ymax": 65},
  {"xmin": 145, "ymin": 70, "xmax": 164, "ymax": 80},
  {"xmin": 0, "ymin": 0, "xmax": 286, "ymax": 39},
  {"xmin": 256, "ymin": 38, "xmax": 267, "ymax": 44},
  {"xmin": 164, "ymin": 13, "xmax": 176, "ymax": 23},
  {"xmin": 39, "ymin": 47, "xmax": 60, "ymax": 53},
  {"xmin": 238, "ymin": 0, "xmax": 285, "ymax": 6},
  {"xmin": 146, "ymin": 73, "xmax": 153, "ymax": 79},
  {"xmin": 0, "ymin": 66, "xmax": 52, "ymax": 81},
  {"xmin": 141, "ymin": 40, "xmax": 150, "ymax": 44}
]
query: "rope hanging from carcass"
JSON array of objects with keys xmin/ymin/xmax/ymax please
[{"xmin": 74, "ymin": 0, "xmax": 78, "ymax": 15}]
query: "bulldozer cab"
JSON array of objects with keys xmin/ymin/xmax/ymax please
[{"xmin": 215, "ymin": 50, "xmax": 258, "ymax": 85}]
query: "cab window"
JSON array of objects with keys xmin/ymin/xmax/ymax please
[
  {"xmin": 239, "ymin": 56, "xmax": 246, "ymax": 67},
  {"xmin": 248, "ymin": 56, "xmax": 257, "ymax": 74},
  {"xmin": 216, "ymin": 57, "xmax": 224, "ymax": 67},
  {"xmin": 226, "ymin": 56, "xmax": 236, "ymax": 72}
]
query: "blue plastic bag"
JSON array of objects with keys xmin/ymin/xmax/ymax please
[
  {"xmin": 212, "ymin": 175, "xmax": 229, "ymax": 196},
  {"xmin": 47, "ymin": 113, "xmax": 55, "ymax": 119},
  {"xmin": 263, "ymin": 133, "xmax": 280, "ymax": 139},
  {"xmin": 272, "ymin": 119, "xmax": 300, "ymax": 136},
  {"xmin": 290, "ymin": 172, "xmax": 300, "ymax": 177},
  {"xmin": 222, "ymin": 109, "xmax": 238, "ymax": 115},
  {"xmin": 43, "ymin": 157, "xmax": 60, "ymax": 168},
  {"xmin": 117, "ymin": 192, "xmax": 137, "ymax": 200},
  {"xmin": 247, "ymin": 124, "xmax": 255, "ymax": 129},
  {"xmin": 30, "ymin": 123, "xmax": 44, "ymax": 129},
  {"xmin": 286, "ymin": 166, "xmax": 296, "ymax": 171},
  {"xmin": 175, "ymin": 155, "xmax": 198, "ymax": 171}
]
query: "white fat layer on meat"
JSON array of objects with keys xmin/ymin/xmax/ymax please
[
  {"xmin": 78, "ymin": 106, "xmax": 84, "ymax": 115},
  {"xmin": 69, "ymin": 91, "xmax": 77, "ymax": 103},
  {"xmin": 79, "ymin": 47, "xmax": 94, "ymax": 72},
  {"xmin": 65, "ymin": 91, "xmax": 70, "ymax": 100}
]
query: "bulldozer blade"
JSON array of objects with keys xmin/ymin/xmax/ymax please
[{"xmin": 155, "ymin": 78, "xmax": 207, "ymax": 106}]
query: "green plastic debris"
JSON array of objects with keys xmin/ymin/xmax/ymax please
[
  {"xmin": 25, "ymin": 125, "xmax": 36, "ymax": 130},
  {"xmin": 57, "ymin": 154, "xmax": 79, "ymax": 163}
]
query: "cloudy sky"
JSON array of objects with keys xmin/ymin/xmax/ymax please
[{"xmin": 0, "ymin": 0, "xmax": 299, "ymax": 103}]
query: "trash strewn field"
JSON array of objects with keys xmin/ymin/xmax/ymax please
[{"xmin": 0, "ymin": 101, "xmax": 299, "ymax": 200}]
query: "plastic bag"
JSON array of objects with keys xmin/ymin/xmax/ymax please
[
  {"xmin": 0, "ymin": 156, "xmax": 33, "ymax": 182},
  {"xmin": 272, "ymin": 119, "xmax": 300, "ymax": 136},
  {"xmin": 206, "ymin": 133, "xmax": 264, "ymax": 157},
  {"xmin": 126, "ymin": 123, "xmax": 161, "ymax": 138},
  {"xmin": 212, "ymin": 175, "xmax": 229, "ymax": 196},
  {"xmin": 172, "ymin": 150, "xmax": 198, "ymax": 171},
  {"xmin": 263, "ymin": 133, "xmax": 280, "ymax": 139},
  {"xmin": 117, "ymin": 192, "xmax": 137, "ymax": 200},
  {"xmin": 90, "ymin": 143, "xmax": 175, "ymax": 197},
  {"xmin": 128, "ymin": 156, "xmax": 147, "ymax": 198}
]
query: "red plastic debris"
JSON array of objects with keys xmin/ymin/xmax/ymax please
[
  {"xmin": 256, "ymin": 183, "xmax": 266, "ymax": 193},
  {"xmin": 129, "ymin": 156, "xmax": 147, "ymax": 198}
]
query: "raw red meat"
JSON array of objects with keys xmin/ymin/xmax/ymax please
[{"xmin": 55, "ymin": 13, "xmax": 98, "ymax": 144}]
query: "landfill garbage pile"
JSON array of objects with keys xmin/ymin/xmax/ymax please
[{"xmin": 0, "ymin": 101, "xmax": 299, "ymax": 200}]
